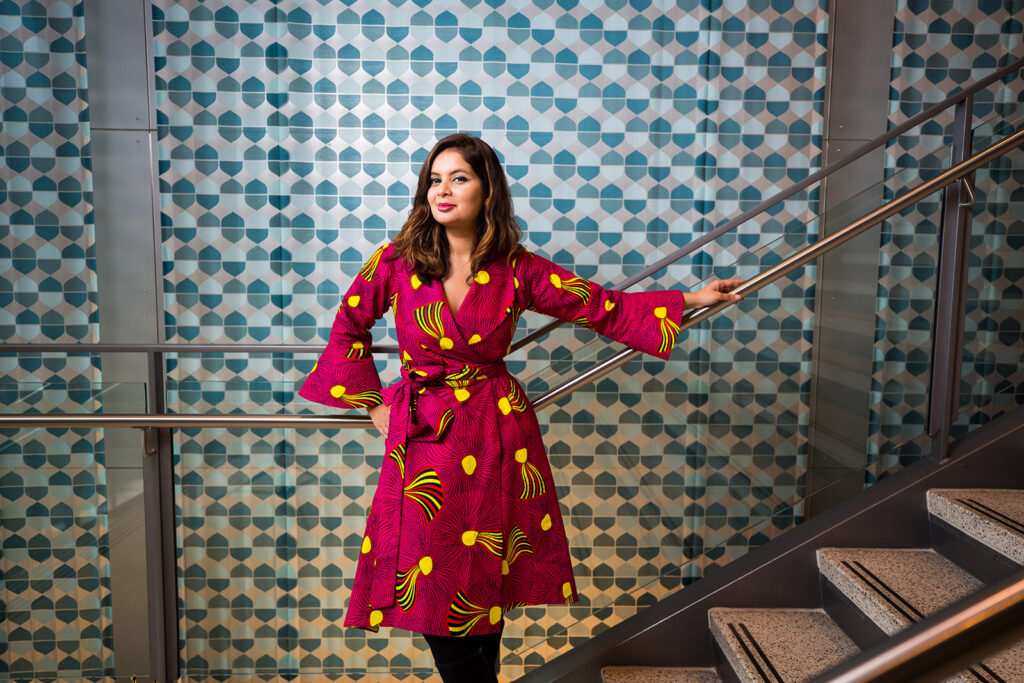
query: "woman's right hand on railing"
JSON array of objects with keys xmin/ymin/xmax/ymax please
[{"xmin": 368, "ymin": 403, "xmax": 390, "ymax": 438}]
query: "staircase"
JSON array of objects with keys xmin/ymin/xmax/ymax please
[{"xmin": 601, "ymin": 488, "xmax": 1024, "ymax": 683}]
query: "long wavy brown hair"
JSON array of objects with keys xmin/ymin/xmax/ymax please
[{"xmin": 391, "ymin": 134, "xmax": 522, "ymax": 283}]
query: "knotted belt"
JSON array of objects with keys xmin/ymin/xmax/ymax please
[{"xmin": 369, "ymin": 358, "xmax": 511, "ymax": 609}]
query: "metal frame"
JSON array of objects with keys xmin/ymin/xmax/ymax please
[
  {"xmin": 142, "ymin": 351, "xmax": 178, "ymax": 682},
  {"xmin": 928, "ymin": 97, "xmax": 977, "ymax": 462},
  {"xmin": 81, "ymin": 0, "xmax": 168, "ymax": 677},
  {"xmin": 805, "ymin": 0, "xmax": 897, "ymax": 519}
]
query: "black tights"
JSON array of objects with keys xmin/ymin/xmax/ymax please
[{"xmin": 423, "ymin": 631, "xmax": 502, "ymax": 683}]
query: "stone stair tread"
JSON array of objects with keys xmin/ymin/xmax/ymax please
[
  {"xmin": 708, "ymin": 608, "xmax": 858, "ymax": 683},
  {"xmin": 927, "ymin": 488, "xmax": 1024, "ymax": 563},
  {"xmin": 817, "ymin": 547, "xmax": 982, "ymax": 634},
  {"xmin": 601, "ymin": 666, "xmax": 721, "ymax": 683}
]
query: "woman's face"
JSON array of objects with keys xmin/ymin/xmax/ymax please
[{"xmin": 427, "ymin": 149, "xmax": 485, "ymax": 236}]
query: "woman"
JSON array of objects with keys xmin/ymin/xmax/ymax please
[{"xmin": 299, "ymin": 134, "xmax": 742, "ymax": 681}]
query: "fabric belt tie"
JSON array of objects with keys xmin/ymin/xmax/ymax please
[{"xmin": 369, "ymin": 359, "xmax": 509, "ymax": 609}]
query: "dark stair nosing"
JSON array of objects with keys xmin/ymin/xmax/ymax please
[
  {"xmin": 930, "ymin": 515, "xmax": 1022, "ymax": 583},
  {"xmin": 819, "ymin": 575, "xmax": 887, "ymax": 650}
]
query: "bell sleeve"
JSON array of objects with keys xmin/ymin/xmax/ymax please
[
  {"xmin": 298, "ymin": 243, "xmax": 393, "ymax": 409},
  {"xmin": 513, "ymin": 250, "xmax": 687, "ymax": 360}
]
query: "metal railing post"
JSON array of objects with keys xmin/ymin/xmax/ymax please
[
  {"xmin": 142, "ymin": 350, "xmax": 179, "ymax": 682},
  {"xmin": 928, "ymin": 95, "xmax": 977, "ymax": 461}
]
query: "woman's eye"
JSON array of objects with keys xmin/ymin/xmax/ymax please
[{"xmin": 429, "ymin": 177, "xmax": 440, "ymax": 184}]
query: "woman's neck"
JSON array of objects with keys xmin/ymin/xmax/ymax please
[{"xmin": 445, "ymin": 228, "xmax": 475, "ymax": 265}]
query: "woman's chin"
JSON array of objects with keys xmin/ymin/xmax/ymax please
[{"xmin": 436, "ymin": 218, "xmax": 476, "ymax": 235}]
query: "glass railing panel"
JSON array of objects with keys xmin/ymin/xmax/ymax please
[
  {"xmin": 508, "ymin": 225, "xmax": 809, "ymax": 398},
  {"xmin": 0, "ymin": 378, "xmax": 144, "ymax": 415},
  {"xmin": 865, "ymin": 184, "xmax": 944, "ymax": 475},
  {"xmin": 173, "ymin": 418, "xmax": 445, "ymax": 679},
  {"xmin": 866, "ymin": 100, "xmax": 1022, "ymax": 459},
  {"xmin": 971, "ymin": 100, "xmax": 1024, "ymax": 152},
  {"xmin": 511, "ymin": 159, "xmax": 940, "ymax": 401},
  {"xmin": 954, "ymin": 137, "xmax": 1024, "ymax": 437},
  {"xmin": 0, "ymin": 378, "xmax": 147, "ymax": 681},
  {"xmin": 165, "ymin": 353, "xmax": 326, "ymax": 415},
  {"xmin": 882, "ymin": 90, "xmax": 1022, "ymax": 189},
  {"xmin": 500, "ymin": 185, "xmax": 948, "ymax": 676}
]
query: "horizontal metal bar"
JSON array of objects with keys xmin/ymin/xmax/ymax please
[
  {"xmin": 2, "ymin": 125, "xmax": 1022, "ymax": 432},
  {"xmin": 0, "ymin": 414, "xmax": 372, "ymax": 429},
  {"xmin": 532, "ymin": 347, "xmax": 637, "ymax": 411},
  {"xmin": 811, "ymin": 568, "xmax": 1024, "ymax": 683},
  {"xmin": 0, "ymin": 342, "xmax": 398, "ymax": 354}
]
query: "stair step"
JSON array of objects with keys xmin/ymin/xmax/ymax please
[
  {"xmin": 817, "ymin": 546, "xmax": 1024, "ymax": 682},
  {"xmin": 601, "ymin": 666, "xmax": 721, "ymax": 683},
  {"xmin": 708, "ymin": 608, "xmax": 858, "ymax": 683},
  {"xmin": 817, "ymin": 547, "xmax": 981, "ymax": 635},
  {"xmin": 927, "ymin": 488, "xmax": 1024, "ymax": 564}
]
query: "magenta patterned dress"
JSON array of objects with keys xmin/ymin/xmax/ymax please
[{"xmin": 299, "ymin": 243, "xmax": 686, "ymax": 637}]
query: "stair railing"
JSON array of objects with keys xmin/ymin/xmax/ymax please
[
  {"xmin": 809, "ymin": 567, "xmax": 1024, "ymax": 683},
  {"xmin": 3, "ymin": 126, "xmax": 1023, "ymax": 432},
  {"xmin": 3, "ymin": 57, "xmax": 1020, "ymax": 440}
]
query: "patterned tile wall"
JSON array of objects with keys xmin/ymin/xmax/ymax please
[
  {"xmin": 3, "ymin": 0, "xmax": 1018, "ymax": 679},
  {"xmin": 0, "ymin": 1, "xmax": 114, "ymax": 681},
  {"xmin": 868, "ymin": 0, "xmax": 1024, "ymax": 471},
  {"xmin": 152, "ymin": 0, "xmax": 829, "ymax": 679}
]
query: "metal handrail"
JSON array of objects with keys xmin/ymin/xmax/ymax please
[
  {"xmin": 3, "ymin": 56, "xmax": 1020, "ymax": 359},
  {"xmin": 0, "ymin": 413, "xmax": 372, "ymax": 429},
  {"xmin": 4, "ymin": 125, "xmax": 1022, "ymax": 429},
  {"xmin": 809, "ymin": 568, "xmax": 1024, "ymax": 683},
  {"xmin": 512, "ymin": 54, "xmax": 1023, "ymax": 351},
  {"xmin": 534, "ymin": 123, "xmax": 1024, "ymax": 409}
]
